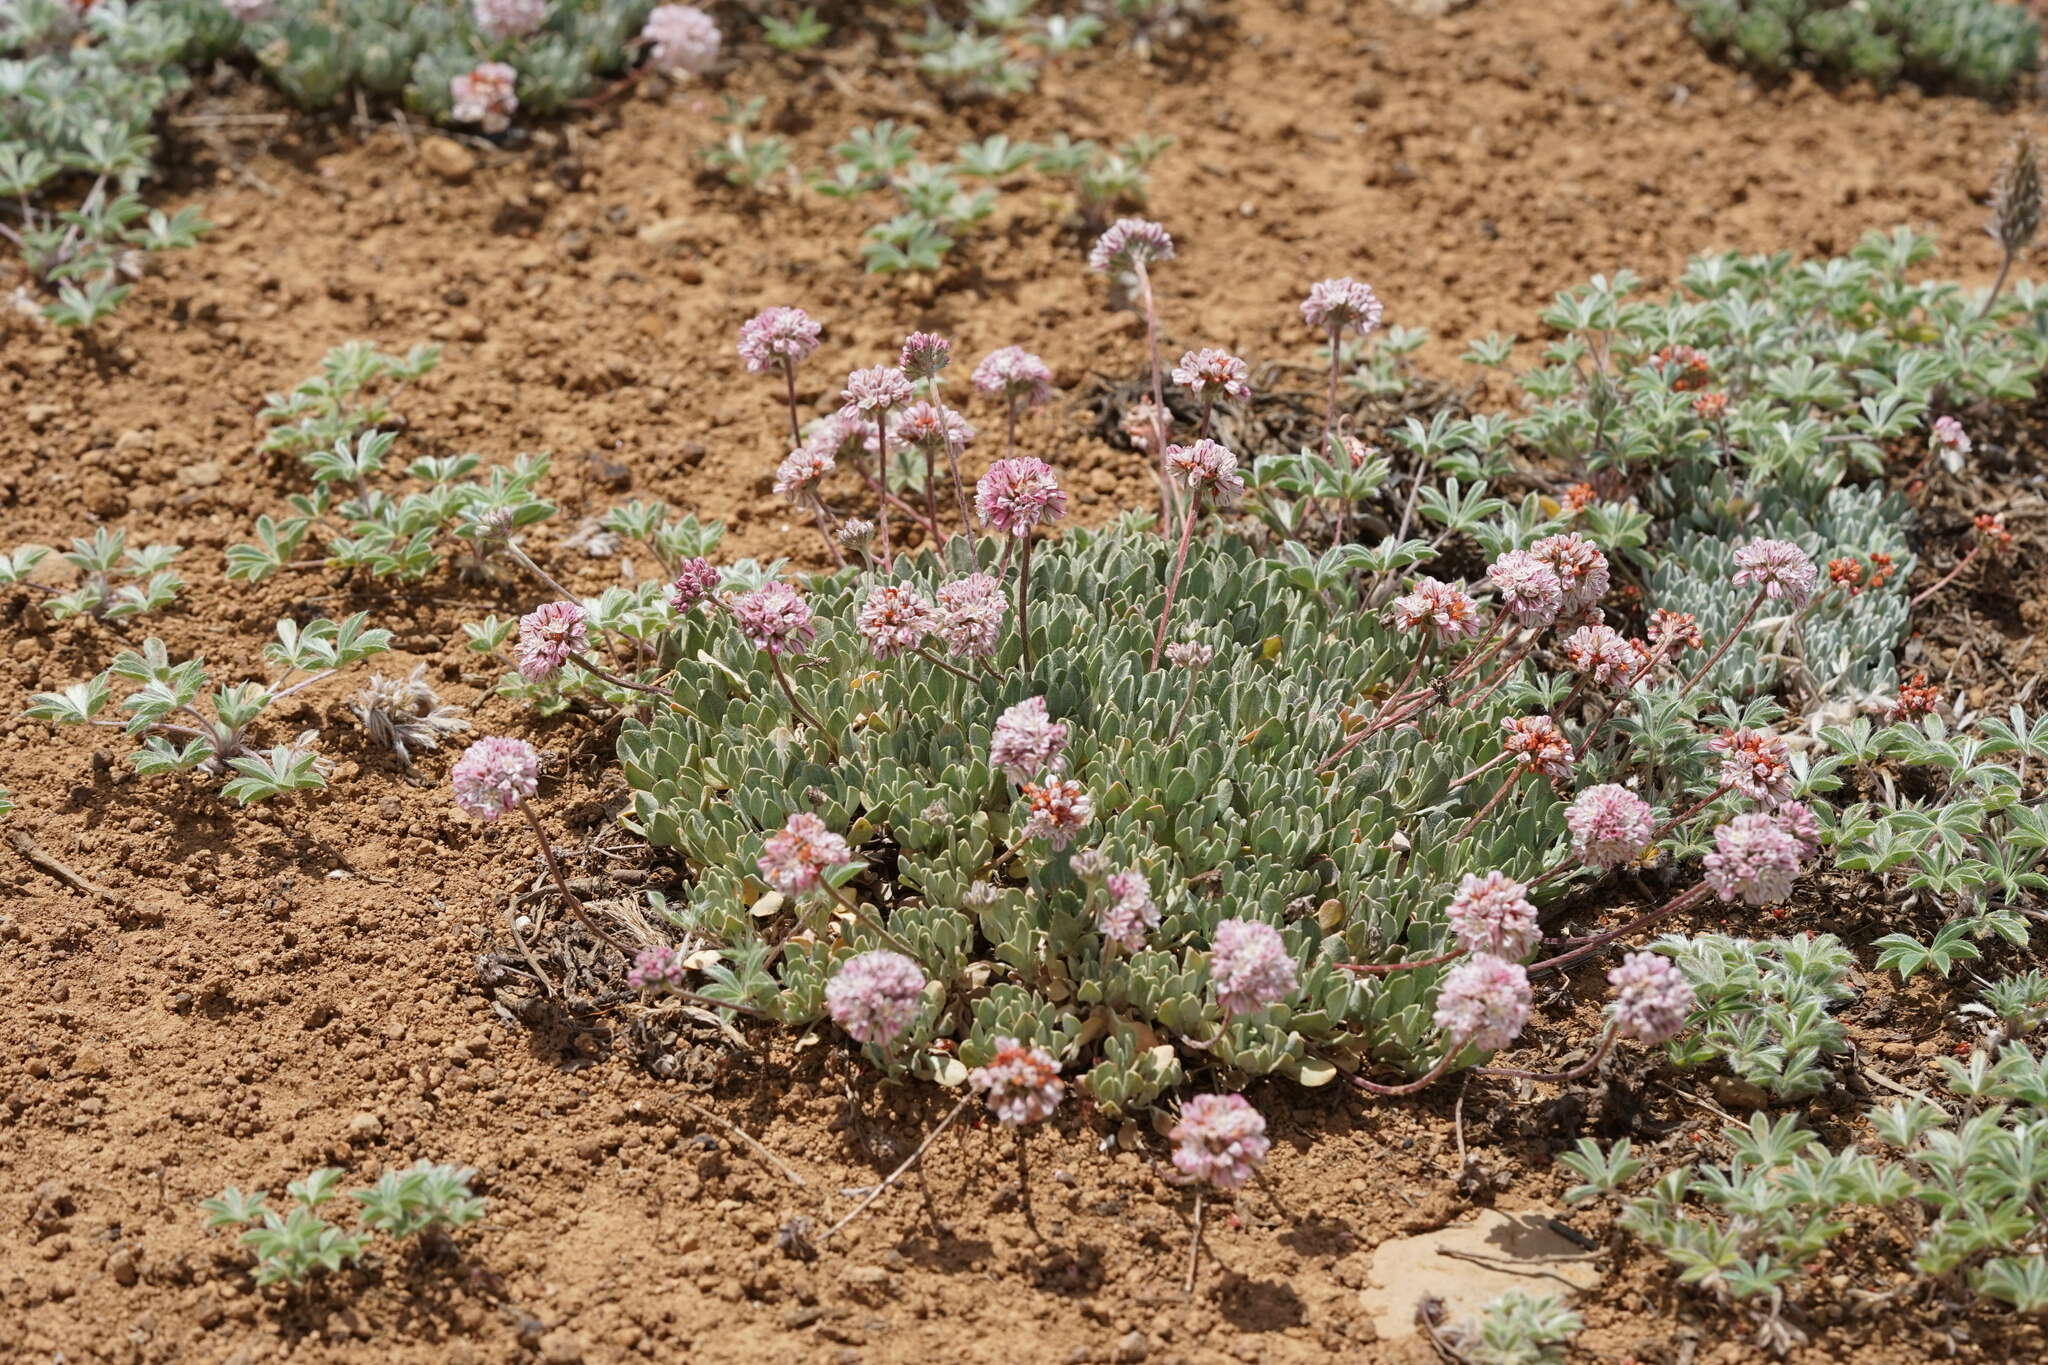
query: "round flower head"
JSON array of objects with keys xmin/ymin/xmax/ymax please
[
  {"xmin": 1607, "ymin": 951, "xmax": 1697, "ymax": 1046},
  {"xmin": 1731, "ymin": 538, "xmax": 1818, "ymax": 607},
  {"xmin": 1020, "ymin": 777, "xmax": 1091, "ymax": 849},
  {"xmin": 773, "ymin": 441, "xmax": 835, "ymax": 498},
  {"xmin": 1171, "ymin": 348, "xmax": 1251, "ymax": 402},
  {"xmin": 855, "ymin": 584, "xmax": 937, "ymax": 661},
  {"xmin": 968, "ymin": 1037, "xmax": 1065, "ymax": 1126},
  {"xmin": 451, "ymin": 735, "xmax": 540, "ymax": 821},
  {"xmin": 971, "ymin": 346, "xmax": 1055, "ymax": 409},
  {"xmin": 1445, "ymin": 871, "xmax": 1539, "ymax": 962},
  {"xmin": 840, "ymin": 365, "xmax": 913, "ymax": 416},
  {"xmin": 516, "ymin": 599, "xmax": 587, "ymax": 682},
  {"xmin": 825, "ymin": 950, "xmax": 927, "ymax": 1048},
  {"xmin": 838, "ymin": 517, "xmax": 876, "ymax": 552},
  {"xmin": 1433, "ymin": 954, "xmax": 1532, "ymax": 1054},
  {"xmin": 1486, "ymin": 550, "xmax": 1564, "ymax": 629},
  {"xmin": 1529, "ymin": 533, "xmax": 1610, "ymax": 614},
  {"xmin": 1209, "ymin": 918, "xmax": 1298, "ymax": 1018},
  {"xmin": 757, "ymin": 812, "xmax": 852, "ymax": 896},
  {"xmin": 730, "ymin": 581, "xmax": 816, "ymax": 656},
  {"xmin": 1098, "ymin": 868, "xmax": 1158, "ymax": 953},
  {"xmin": 1069, "ymin": 847, "xmax": 1112, "ymax": 881},
  {"xmin": 450, "ymin": 62, "xmax": 519, "ymax": 133},
  {"xmin": 1932, "ymin": 415, "xmax": 1971, "ymax": 471},
  {"xmin": 1389, "ymin": 577, "xmax": 1484, "ymax": 644},
  {"xmin": 473, "ymin": 0, "xmax": 548, "ymax": 41},
  {"xmin": 1773, "ymin": 800, "xmax": 1820, "ymax": 855},
  {"xmin": 976, "ymin": 457, "xmax": 1068, "ymax": 537},
  {"xmin": 1565, "ymin": 784, "xmax": 1655, "ymax": 869},
  {"xmin": 1561, "ymin": 624, "xmax": 1647, "ymax": 689},
  {"xmin": 627, "ymin": 944, "xmax": 688, "ymax": 995},
  {"xmin": 935, "ymin": 573, "xmax": 1006, "ymax": 658},
  {"xmin": 894, "ymin": 401, "xmax": 974, "ymax": 455},
  {"xmin": 1087, "ymin": 217, "xmax": 1174, "ymax": 274},
  {"xmin": 1165, "ymin": 639, "xmax": 1215, "ymax": 670},
  {"xmin": 1300, "ymin": 277, "xmax": 1384, "ymax": 335},
  {"xmin": 899, "ymin": 331, "xmax": 950, "ymax": 381},
  {"xmin": 737, "ymin": 306, "xmax": 821, "ymax": 373},
  {"xmin": 1647, "ymin": 608, "xmax": 1704, "ymax": 654},
  {"xmin": 668, "ymin": 557, "xmax": 720, "ymax": 612},
  {"xmin": 1169, "ymin": 1094, "xmax": 1269, "ymax": 1191},
  {"xmin": 641, "ymin": 3, "xmax": 720, "ymax": 74},
  {"xmin": 1703, "ymin": 812, "xmax": 1805, "ymax": 905},
  {"xmin": 1501, "ymin": 714, "xmax": 1575, "ymax": 779},
  {"xmin": 1708, "ymin": 727, "xmax": 1794, "ymax": 806},
  {"xmin": 1164, "ymin": 439, "xmax": 1246, "ymax": 504},
  {"xmin": 990, "ymin": 695, "xmax": 1068, "ymax": 783}
]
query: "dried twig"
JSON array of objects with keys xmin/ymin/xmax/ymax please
[
  {"xmin": 819, "ymin": 1095, "xmax": 970, "ymax": 1244},
  {"xmin": 675, "ymin": 1094, "xmax": 807, "ymax": 1189},
  {"xmin": 9, "ymin": 831, "xmax": 128, "ymax": 910}
]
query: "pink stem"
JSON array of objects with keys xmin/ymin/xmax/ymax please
[
  {"xmin": 1150, "ymin": 496, "xmax": 1200, "ymax": 670},
  {"xmin": 1675, "ymin": 589, "xmax": 1765, "ymax": 701},
  {"xmin": 1525, "ymin": 882, "xmax": 1714, "ymax": 978}
]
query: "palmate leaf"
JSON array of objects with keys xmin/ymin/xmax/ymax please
[
  {"xmin": 1975, "ymin": 1256, "xmax": 2048, "ymax": 1314},
  {"xmin": 220, "ymin": 747, "xmax": 326, "ymax": 805}
]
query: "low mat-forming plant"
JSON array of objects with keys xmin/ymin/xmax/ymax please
[
  {"xmin": 201, "ymin": 1162, "xmax": 485, "ymax": 1288},
  {"xmin": 1680, "ymin": 0, "xmax": 2040, "ymax": 97}
]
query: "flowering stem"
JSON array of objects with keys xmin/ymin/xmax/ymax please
[
  {"xmin": 1981, "ymin": 249, "xmax": 2017, "ymax": 321},
  {"xmin": 1323, "ymin": 321, "xmax": 1343, "ymax": 445},
  {"xmin": 1452, "ymin": 636, "xmax": 1537, "ymax": 710},
  {"xmin": 940, "ymin": 423, "xmax": 974, "ymax": 541},
  {"xmin": 806, "ymin": 493, "xmax": 847, "ymax": 568},
  {"xmin": 912, "ymin": 646, "xmax": 982, "ymax": 686},
  {"xmin": 1197, "ymin": 394, "xmax": 1214, "ymax": 443},
  {"xmin": 1016, "ymin": 534, "xmax": 1041, "ymax": 665},
  {"xmin": 1451, "ymin": 769, "xmax": 1522, "ymax": 843},
  {"xmin": 852, "ymin": 466, "xmax": 943, "ymax": 539},
  {"xmin": 503, "ymin": 541, "xmax": 579, "ymax": 606},
  {"xmin": 1132, "ymin": 258, "xmax": 1175, "ymax": 527},
  {"xmin": 823, "ymin": 880, "xmax": 923, "ymax": 961},
  {"xmin": 1004, "ymin": 395, "xmax": 1019, "ymax": 464},
  {"xmin": 779, "ymin": 358, "xmax": 803, "ymax": 449},
  {"xmin": 1525, "ymin": 882, "xmax": 1714, "ymax": 979},
  {"xmin": 515, "ymin": 799, "xmax": 632, "ymax": 954},
  {"xmin": 875, "ymin": 408, "xmax": 894, "ymax": 570},
  {"xmin": 1471, "ymin": 1025, "xmax": 1616, "ymax": 1082},
  {"xmin": 1448, "ymin": 750, "xmax": 1512, "ymax": 792},
  {"xmin": 766, "ymin": 651, "xmax": 838, "ymax": 758},
  {"xmin": 1336, "ymin": 947, "xmax": 1462, "ymax": 975},
  {"xmin": 818, "ymin": 1094, "xmax": 972, "ymax": 1245},
  {"xmin": 921, "ymin": 443, "xmax": 939, "ymax": 532},
  {"xmin": 1675, "ymin": 589, "xmax": 1766, "ymax": 701},
  {"xmin": 567, "ymin": 651, "xmax": 671, "ymax": 697},
  {"xmin": 1149, "ymin": 496, "xmax": 1201, "ymax": 671},
  {"xmin": 1353, "ymin": 1046, "xmax": 1459, "ymax": 1097},
  {"xmin": 1909, "ymin": 543, "xmax": 1983, "ymax": 609},
  {"xmin": 1185, "ymin": 1191, "xmax": 1205, "ymax": 1296}
]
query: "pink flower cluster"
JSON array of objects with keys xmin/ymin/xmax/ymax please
[
  {"xmin": 1098, "ymin": 869, "xmax": 1158, "ymax": 952},
  {"xmin": 971, "ymin": 347, "xmax": 1055, "ymax": 408},
  {"xmin": 856, "ymin": 584, "xmax": 937, "ymax": 661},
  {"xmin": 1647, "ymin": 608, "xmax": 1703, "ymax": 653},
  {"xmin": 1300, "ymin": 277, "xmax": 1384, "ymax": 335},
  {"xmin": 899, "ymin": 331, "xmax": 950, "ymax": 381},
  {"xmin": 1702, "ymin": 811, "xmax": 1805, "ymax": 905},
  {"xmin": 894, "ymin": 401, "xmax": 973, "ymax": 455},
  {"xmin": 1164, "ymin": 439, "xmax": 1246, "ymax": 503},
  {"xmin": 472, "ymin": 0, "xmax": 548, "ymax": 41},
  {"xmin": 840, "ymin": 365, "xmax": 913, "ymax": 415},
  {"xmin": 1171, "ymin": 348, "xmax": 1251, "ymax": 402},
  {"xmin": 1932, "ymin": 415, "xmax": 1971, "ymax": 457},
  {"xmin": 1708, "ymin": 728, "xmax": 1794, "ymax": 805},
  {"xmin": 990, "ymin": 696, "xmax": 1068, "ymax": 783},
  {"xmin": 1486, "ymin": 549, "xmax": 1564, "ymax": 629},
  {"xmin": 1389, "ymin": 577, "xmax": 1483, "ymax": 643},
  {"xmin": 668, "ymin": 557, "xmax": 721, "ymax": 612},
  {"xmin": 451, "ymin": 735, "xmax": 540, "ymax": 821},
  {"xmin": 737, "ymin": 306, "xmax": 821, "ymax": 373},
  {"xmin": 1433, "ymin": 955, "xmax": 1532, "ymax": 1053},
  {"xmin": 1564, "ymin": 784, "xmax": 1655, "ymax": 869},
  {"xmin": 516, "ymin": 600, "xmax": 586, "ymax": 682},
  {"xmin": 1606, "ymin": 951, "xmax": 1696, "ymax": 1045},
  {"xmin": 773, "ymin": 443, "xmax": 834, "ymax": 498},
  {"xmin": 1445, "ymin": 871, "xmax": 1539, "ymax": 961},
  {"xmin": 1169, "ymin": 1093, "xmax": 1269, "ymax": 1191},
  {"xmin": 641, "ymin": 3, "xmax": 720, "ymax": 75},
  {"xmin": 1088, "ymin": 218, "xmax": 1174, "ymax": 273},
  {"xmin": 1209, "ymin": 918, "xmax": 1298, "ymax": 1017},
  {"xmin": 825, "ymin": 950, "xmax": 927, "ymax": 1047},
  {"xmin": 1165, "ymin": 640, "xmax": 1215, "ymax": 670},
  {"xmin": 1731, "ymin": 538, "xmax": 1818, "ymax": 607},
  {"xmin": 1561, "ymin": 624, "xmax": 1647, "ymax": 688},
  {"xmin": 450, "ymin": 63, "xmax": 518, "ymax": 133},
  {"xmin": 969, "ymin": 1038, "xmax": 1065, "ymax": 1126},
  {"xmin": 935, "ymin": 573, "xmax": 1006, "ymax": 657},
  {"xmin": 1020, "ymin": 777, "xmax": 1092, "ymax": 849},
  {"xmin": 1530, "ymin": 533, "xmax": 1609, "ymax": 614},
  {"xmin": 976, "ymin": 457, "xmax": 1068, "ymax": 537},
  {"xmin": 756, "ymin": 812, "xmax": 852, "ymax": 896},
  {"xmin": 627, "ymin": 944, "xmax": 688, "ymax": 995},
  {"xmin": 730, "ymin": 582, "xmax": 816, "ymax": 656},
  {"xmin": 1501, "ymin": 714, "xmax": 1574, "ymax": 778}
]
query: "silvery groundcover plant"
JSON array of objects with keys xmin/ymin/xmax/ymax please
[{"xmin": 16, "ymin": 1, "xmax": 2048, "ymax": 1356}]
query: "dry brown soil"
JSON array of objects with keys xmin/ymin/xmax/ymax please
[{"xmin": 4, "ymin": 1, "xmax": 2047, "ymax": 1362}]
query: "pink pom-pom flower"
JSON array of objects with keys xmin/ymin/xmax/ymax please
[
  {"xmin": 1169, "ymin": 1093, "xmax": 1269, "ymax": 1191},
  {"xmin": 1486, "ymin": 549, "xmax": 1564, "ymax": 629},
  {"xmin": 516, "ymin": 600, "xmax": 587, "ymax": 682},
  {"xmin": 1020, "ymin": 777, "xmax": 1092, "ymax": 849},
  {"xmin": 668, "ymin": 558, "xmax": 721, "ymax": 613},
  {"xmin": 1561, "ymin": 624, "xmax": 1647, "ymax": 689},
  {"xmin": 730, "ymin": 581, "xmax": 816, "ymax": 656},
  {"xmin": 627, "ymin": 944, "xmax": 688, "ymax": 995},
  {"xmin": 1087, "ymin": 218, "xmax": 1174, "ymax": 273},
  {"xmin": 1501, "ymin": 715, "xmax": 1575, "ymax": 779},
  {"xmin": 899, "ymin": 331, "xmax": 951, "ymax": 381},
  {"xmin": 1606, "ymin": 951, "xmax": 1696, "ymax": 1045},
  {"xmin": 935, "ymin": 573, "xmax": 1006, "ymax": 657},
  {"xmin": 969, "ymin": 1037, "xmax": 1065, "ymax": 1126},
  {"xmin": 1389, "ymin": 577, "xmax": 1484, "ymax": 643},
  {"xmin": 450, "ymin": 62, "xmax": 519, "ymax": 133},
  {"xmin": 1171, "ymin": 348, "xmax": 1251, "ymax": 402},
  {"xmin": 840, "ymin": 365, "xmax": 913, "ymax": 416},
  {"xmin": 971, "ymin": 346, "xmax": 1055, "ymax": 408},
  {"xmin": 641, "ymin": 3, "xmax": 720, "ymax": 74},
  {"xmin": 756, "ymin": 812, "xmax": 852, "ymax": 896},
  {"xmin": 1708, "ymin": 728, "xmax": 1795, "ymax": 806},
  {"xmin": 1731, "ymin": 538, "xmax": 1819, "ymax": 607},
  {"xmin": 825, "ymin": 950, "xmax": 927, "ymax": 1047},
  {"xmin": 990, "ymin": 696, "xmax": 1068, "ymax": 783},
  {"xmin": 1529, "ymin": 533, "xmax": 1610, "ymax": 614},
  {"xmin": 451, "ymin": 735, "xmax": 539, "ymax": 821},
  {"xmin": 1702, "ymin": 812, "xmax": 1805, "ymax": 905},
  {"xmin": 472, "ymin": 0, "xmax": 548, "ymax": 42},
  {"xmin": 1564, "ymin": 784, "xmax": 1655, "ymax": 869},
  {"xmin": 856, "ymin": 584, "xmax": 937, "ymax": 661},
  {"xmin": 1445, "ymin": 871, "xmax": 1539, "ymax": 961},
  {"xmin": 737, "ymin": 306, "xmax": 821, "ymax": 372},
  {"xmin": 1209, "ymin": 918, "xmax": 1298, "ymax": 1018},
  {"xmin": 1098, "ymin": 869, "xmax": 1158, "ymax": 952},
  {"xmin": 1433, "ymin": 954, "xmax": 1532, "ymax": 1053},
  {"xmin": 1300, "ymin": 277, "xmax": 1384, "ymax": 335},
  {"xmin": 976, "ymin": 457, "xmax": 1068, "ymax": 537},
  {"xmin": 1164, "ymin": 439, "xmax": 1246, "ymax": 504}
]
